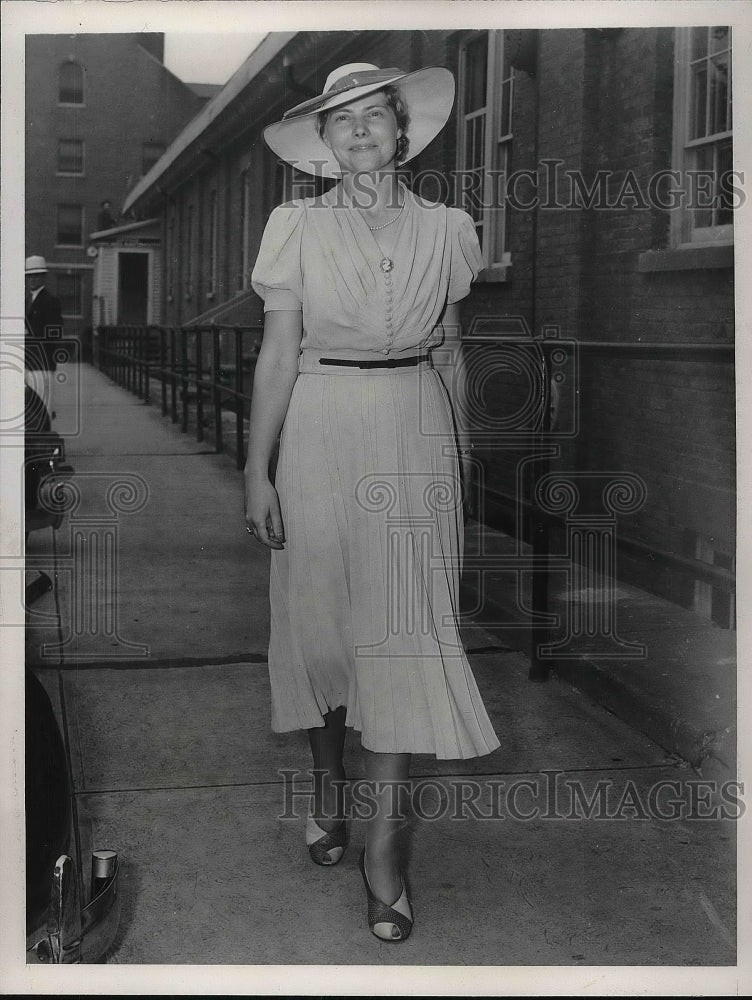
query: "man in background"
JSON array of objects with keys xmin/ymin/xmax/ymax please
[
  {"xmin": 97, "ymin": 200, "xmax": 118, "ymax": 230},
  {"xmin": 25, "ymin": 255, "xmax": 62, "ymax": 418}
]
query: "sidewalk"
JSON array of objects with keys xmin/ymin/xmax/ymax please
[{"xmin": 24, "ymin": 362, "xmax": 737, "ymax": 967}]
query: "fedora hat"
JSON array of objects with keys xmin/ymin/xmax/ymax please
[
  {"xmin": 25, "ymin": 255, "xmax": 48, "ymax": 274},
  {"xmin": 263, "ymin": 62, "xmax": 455, "ymax": 178}
]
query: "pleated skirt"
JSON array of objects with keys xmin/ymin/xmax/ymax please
[{"xmin": 268, "ymin": 362, "xmax": 500, "ymax": 760}]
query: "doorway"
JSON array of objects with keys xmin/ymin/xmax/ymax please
[{"xmin": 117, "ymin": 252, "xmax": 149, "ymax": 324}]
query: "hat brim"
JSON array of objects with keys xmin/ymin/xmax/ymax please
[{"xmin": 263, "ymin": 67, "xmax": 455, "ymax": 178}]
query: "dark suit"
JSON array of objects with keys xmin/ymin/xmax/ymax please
[{"xmin": 25, "ymin": 286, "xmax": 63, "ymax": 371}]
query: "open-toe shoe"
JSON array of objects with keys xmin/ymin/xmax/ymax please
[
  {"xmin": 359, "ymin": 848, "xmax": 413, "ymax": 942},
  {"xmin": 306, "ymin": 815, "xmax": 347, "ymax": 866}
]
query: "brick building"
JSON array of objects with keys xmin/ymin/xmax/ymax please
[
  {"xmin": 25, "ymin": 32, "xmax": 207, "ymax": 344},
  {"xmin": 122, "ymin": 28, "xmax": 735, "ymax": 624}
]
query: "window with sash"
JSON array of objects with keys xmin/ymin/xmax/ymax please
[
  {"xmin": 457, "ymin": 30, "xmax": 513, "ymax": 278},
  {"xmin": 239, "ymin": 168, "xmax": 250, "ymax": 291},
  {"xmin": 167, "ymin": 213, "xmax": 176, "ymax": 301},
  {"xmin": 58, "ymin": 139, "xmax": 84, "ymax": 175},
  {"xmin": 56, "ymin": 204, "xmax": 83, "ymax": 246},
  {"xmin": 207, "ymin": 190, "xmax": 218, "ymax": 297},
  {"xmin": 185, "ymin": 205, "xmax": 194, "ymax": 299},
  {"xmin": 59, "ymin": 61, "xmax": 84, "ymax": 104},
  {"xmin": 672, "ymin": 26, "xmax": 733, "ymax": 246}
]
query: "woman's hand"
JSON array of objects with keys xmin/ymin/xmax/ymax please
[
  {"xmin": 244, "ymin": 474, "xmax": 286, "ymax": 549},
  {"xmin": 242, "ymin": 309, "xmax": 301, "ymax": 550},
  {"xmin": 460, "ymin": 453, "xmax": 477, "ymax": 523}
]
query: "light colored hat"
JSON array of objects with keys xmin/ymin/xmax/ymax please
[
  {"xmin": 25, "ymin": 255, "xmax": 48, "ymax": 274},
  {"xmin": 263, "ymin": 62, "xmax": 455, "ymax": 178}
]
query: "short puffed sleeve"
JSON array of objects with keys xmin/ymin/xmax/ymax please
[
  {"xmin": 251, "ymin": 202, "xmax": 305, "ymax": 311},
  {"xmin": 446, "ymin": 209, "xmax": 483, "ymax": 304}
]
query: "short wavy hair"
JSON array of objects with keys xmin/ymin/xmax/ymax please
[{"xmin": 317, "ymin": 85, "xmax": 410, "ymax": 165}]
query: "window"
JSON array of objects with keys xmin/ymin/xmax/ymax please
[
  {"xmin": 57, "ymin": 139, "xmax": 84, "ymax": 175},
  {"xmin": 57, "ymin": 272, "xmax": 83, "ymax": 317},
  {"xmin": 56, "ymin": 204, "xmax": 83, "ymax": 246},
  {"xmin": 207, "ymin": 190, "xmax": 218, "ymax": 297},
  {"xmin": 457, "ymin": 30, "xmax": 513, "ymax": 277},
  {"xmin": 59, "ymin": 61, "xmax": 84, "ymax": 104},
  {"xmin": 672, "ymin": 26, "xmax": 733, "ymax": 246},
  {"xmin": 142, "ymin": 142, "xmax": 166, "ymax": 176},
  {"xmin": 167, "ymin": 214, "xmax": 176, "ymax": 300},
  {"xmin": 185, "ymin": 205, "xmax": 194, "ymax": 299},
  {"xmin": 239, "ymin": 169, "xmax": 250, "ymax": 291}
]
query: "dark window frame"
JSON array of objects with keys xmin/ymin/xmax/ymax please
[
  {"xmin": 56, "ymin": 203, "xmax": 84, "ymax": 247},
  {"xmin": 58, "ymin": 61, "xmax": 84, "ymax": 105},
  {"xmin": 57, "ymin": 138, "xmax": 84, "ymax": 176},
  {"xmin": 671, "ymin": 26, "xmax": 733, "ymax": 247}
]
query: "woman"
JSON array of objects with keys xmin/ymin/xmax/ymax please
[{"xmin": 245, "ymin": 63, "xmax": 500, "ymax": 942}]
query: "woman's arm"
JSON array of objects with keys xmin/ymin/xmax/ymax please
[
  {"xmin": 434, "ymin": 301, "xmax": 477, "ymax": 517},
  {"xmin": 435, "ymin": 302, "xmax": 473, "ymax": 451},
  {"xmin": 244, "ymin": 309, "xmax": 303, "ymax": 548}
]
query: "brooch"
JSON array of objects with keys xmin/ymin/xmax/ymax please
[{"xmin": 379, "ymin": 258, "xmax": 394, "ymax": 273}]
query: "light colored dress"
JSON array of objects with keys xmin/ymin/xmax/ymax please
[{"xmin": 251, "ymin": 184, "xmax": 500, "ymax": 759}]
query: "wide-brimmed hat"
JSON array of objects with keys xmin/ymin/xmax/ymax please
[
  {"xmin": 263, "ymin": 62, "xmax": 455, "ymax": 178},
  {"xmin": 25, "ymin": 255, "xmax": 48, "ymax": 274}
]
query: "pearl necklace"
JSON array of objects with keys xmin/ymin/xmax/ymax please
[{"xmin": 366, "ymin": 201, "xmax": 405, "ymax": 231}]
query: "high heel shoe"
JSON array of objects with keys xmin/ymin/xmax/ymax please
[
  {"xmin": 359, "ymin": 848, "xmax": 413, "ymax": 942},
  {"xmin": 306, "ymin": 815, "xmax": 347, "ymax": 866}
]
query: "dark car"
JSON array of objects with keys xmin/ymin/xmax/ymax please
[{"xmin": 25, "ymin": 387, "xmax": 121, "ymax": 963}]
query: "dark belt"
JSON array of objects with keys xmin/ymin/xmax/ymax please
[{"xmin": 318, "ymin": 355, "xmax": 426, "ymax": 369}]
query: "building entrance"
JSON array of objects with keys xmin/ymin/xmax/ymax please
[{"xmin": 117, "ymin": 252, "xmax": 149, "ymax": 324}]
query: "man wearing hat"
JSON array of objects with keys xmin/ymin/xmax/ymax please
[{"xmin": 25, "ymin": 255, "xmax": 62, "ymax": 415}]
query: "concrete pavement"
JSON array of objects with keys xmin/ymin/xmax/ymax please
[{"xmin": 24, "ymin": 362, "xmax": 738, "ymax": 969}]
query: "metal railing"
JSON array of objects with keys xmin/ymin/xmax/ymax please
[{"xmin": 95, "ymin": 324, "xmax": 262, "ymax": 469}]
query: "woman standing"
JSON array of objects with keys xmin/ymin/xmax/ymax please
[{"xmin": 245, "ymin": 63, "xmax": 500, "ymax": 942}]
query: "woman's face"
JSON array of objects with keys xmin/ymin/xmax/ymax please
[{"xmin": 321, "ymin": 91, "xmax": 402, "ymax": 175}]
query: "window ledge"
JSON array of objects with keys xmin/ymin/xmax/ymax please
[
  {"xmin": 638, "ymin": 244, "xmax": 733, "ymax": 272},
  {"xmin": 476, "ymin": 264, "xmax": 513, "ymax": 284}
]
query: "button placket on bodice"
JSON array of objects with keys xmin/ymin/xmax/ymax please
[{"xmin": 359, "ymin": 202, "xmax": 405, "ymax": 356}]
